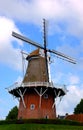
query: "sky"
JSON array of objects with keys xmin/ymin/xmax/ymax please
[{"xmin": 0, "ymin": 0, "xmax": 83, "ymax": 119}]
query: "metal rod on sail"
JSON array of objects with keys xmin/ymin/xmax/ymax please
[
  {"xmin": 21, "ymin": 51, "xmax": 25, "ymax": 78},
  {"xmin": 12, "ymin": 32, "xmax": 44, "ymax": 50},
  {"xmin": 48, "ymin": 49, "xmax": 76, "ymax": 64},
  {"xmin": 43, "ymin": 19, "xmax": 49, "ymax": 82}
]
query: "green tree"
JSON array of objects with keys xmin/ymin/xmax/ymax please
[
  {"xmin": 74, "ymin": 99, "xmax": 83, "ymax": 114},
  {"xmin": 6, "ymin": 106, "xmax": 18, "ymax": 120}
]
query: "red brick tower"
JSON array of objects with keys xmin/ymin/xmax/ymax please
[{"xmin": 8, "ymin": 48, "xmax": 66, "ymax": 119}]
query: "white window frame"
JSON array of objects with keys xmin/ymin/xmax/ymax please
[{"xmin": 30, "ymin": 104, "xmax": 35, "ymax": 110}]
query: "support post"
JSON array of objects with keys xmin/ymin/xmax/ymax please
[
  {"xmin": 17, "ymin": 89, "xmax": 27, "ymax": 108},
  {"xmin": 52, "ymin": 90, "xmax": 61, "ymax": 108},
  {"xmin": 34, "ymin": 87, "xmax": 48, "ymax": 108}
]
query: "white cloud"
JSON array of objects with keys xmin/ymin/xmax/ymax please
[
  {"xmin": 52, "ymin": 61, "xmax": 82, "ymax": 115},
  {"xmin": 56, "ymin": 85, "xmax": 83, "ymax": 115},
  {"xmin": 51, "ymin": 63, "xmax": 82, "ymax": 115},
  {"xmin": 16, "ymin": 76, "xmax": 23, "ymax": 83},
  {"xmin": 68, "ymin": 75, "xmax": 80, "ymax": 84},
  {"xmin": 0, "ymin": 16, "xmax": 23, "ymax": 70},
  {"xmin": 0, "ymin": 0, "xmax": 65, "ymax": 22},
  {"xmin": 0, "ymin": 0, "xmax": 83, "ymax": 37}
]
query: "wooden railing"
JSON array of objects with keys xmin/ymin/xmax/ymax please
[
  {"xmin": 6, "ymin": 81, "xmax": 67, "ymax": 94},
  {"xmin": 6, "ymin": 82, "xmax": 53, "ymax": 92}
]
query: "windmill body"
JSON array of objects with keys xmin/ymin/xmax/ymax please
[
  {"xmin": 8, "ymin": 48, "xmax": 65, "ymax": 119},
  {"xmin": 18, "ymin": 48, "xmax": 56, "ymax": 118},
  {"xmin": 7, "ymin": 19, "xmax": 76, "ymax": 119}
]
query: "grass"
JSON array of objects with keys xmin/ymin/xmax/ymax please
[
  {"xmin": 0, "ymin": 123, "xmax": 83, "ymax": 130},
  {"xmin": 0, "ymin": 119, "xmax": 83, "ymax": 130}
]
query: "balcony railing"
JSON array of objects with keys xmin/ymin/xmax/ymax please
[
  {"xmin": 6, "ymin": 81, "xmax": 67, "ymax": 94},
  {"xmin": 6, "ymin": 82, "xmax": 54, "ymax": 92}
]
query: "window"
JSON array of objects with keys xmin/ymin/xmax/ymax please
[
  {"xmin": 43, "ymin": 94, "xmax": 48, "ymax": 99},
  {"xmin": 30, "ymin": 104, "xmax": 35, "ymax": 110}
]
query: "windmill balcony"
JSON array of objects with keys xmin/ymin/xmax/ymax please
[{"xmin": 6, "ymin": 82, "xmax": 54, "ymax": 92}]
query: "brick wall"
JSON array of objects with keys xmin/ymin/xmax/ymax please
[
  {"xmin": 18, "ymin": 90, "xmax": 56, "ymax": 119},
  {"xmin": 65, "ymin": 114, "xmax": 83, "ymax": 123}
]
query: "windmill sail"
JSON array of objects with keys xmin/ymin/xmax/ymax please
[
  {"xmin": 48, "ymin": 49, "xmax": 76, "ymax": 64},
  {"xmin": 12, "ymin": 32, "xmax": 44, "ymax": 49},
  {"xmin": 12, "ymin": 19, "xmax": 76, "ymax": 83},
  {"xmin": 12, "ymin": 31, "xmax": 76, "ymax": 64},
  {"xmin": 43, "ymin": 19, "xmax": 49, "ymax": 82}
]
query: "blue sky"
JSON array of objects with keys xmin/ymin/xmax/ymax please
[{"xmin": 0, "ymin": 0, "xmax": 83, "ymax": 119}]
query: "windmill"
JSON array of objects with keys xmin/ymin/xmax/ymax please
[{"xmin": 7, "ymin": 19, "xmax": 76, "ymax": 119}]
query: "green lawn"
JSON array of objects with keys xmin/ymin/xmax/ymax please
[{"xmin": 0, "ymin": 124, "xmax": 83, "ymax": 130}]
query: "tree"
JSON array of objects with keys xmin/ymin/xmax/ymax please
[
  {"xmin": 6, "ymin": 106, "xmax": 18, "ymax": 120},
  {"xmin": 74, "ymin": 99, "xmax": 83, "ymax": 114}
]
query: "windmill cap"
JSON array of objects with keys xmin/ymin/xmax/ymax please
[{"xmin": 26, "ymin": 49, "xmax": 40, "ymax": 60}]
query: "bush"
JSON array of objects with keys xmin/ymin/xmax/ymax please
[{"xmin": 0, "ymin": 119, "xmax": 83, "ymax": 126}]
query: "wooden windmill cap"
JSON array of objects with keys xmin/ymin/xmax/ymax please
[
  {"xmin": 29, "ymin": 48, "xmax": 39, "ymax": 56},
  {"xmin": 26, "ymin": 49, "xmax": 40, "ymax": 60}
]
